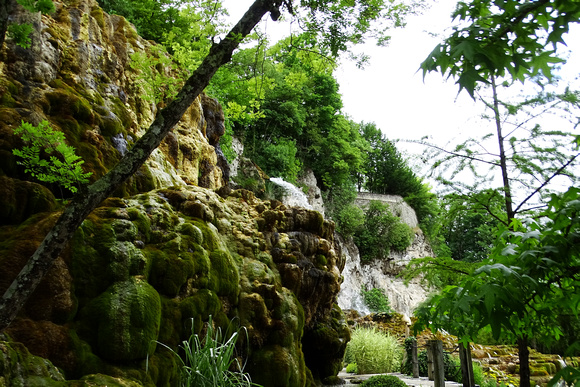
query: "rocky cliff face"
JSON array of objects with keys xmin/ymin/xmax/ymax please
[
  {"xmin": 0, "ymin": 1, "xmax": 348, "ymax": 385},
  {"xmin": 338, "ymin": 193, "xmax": 431, "ymax": 317}
]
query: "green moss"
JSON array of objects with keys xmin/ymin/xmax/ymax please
[
  {"xmin": 98, "ymin": 110, "xmax": 125, "ymax": 138},
  {"xmin": 190, "ymin": 219, "xmax": 219, "ymax": 251},
  {"xmin": 143, "ymin": 350, "xmax": 180, "ymax": 387},
  {"xmin": 179, "ymin": 222, "xmax": 203, "ymax": 244},
  {"xmin": 78, "ymin": 374, "xmax": 144, "ymax": 386},
  {"xmin": 0, "ymin": 176, "xmax": 57, "ymax": 225},
  {"xmin": 110, "ymin": 97, "xmax": 133, "ymax": 129},
  {"xmin": 67, "ymin": 329, "xmax": 113, "ymax": 379},
  {"xmin": 191, "ymin": 244, "xmax": 211, "ymax": 289},
  {"xmin": 128, "ymin": 207, "xmax": 151, "ymax": 241},
  {"xmin": 249, "ymin": 345, "xmax": 307, "ymax": 387},
  {"xmin": 90, "ymin": 7, "xmax": 105, "ymax": 29},
  {"xmin": 83, "ymin": 277, "xmax": 162, "ymax": 362},
  {"xmin": 148, "ymin": 246, "xmax": 194, "ymax": 297},
  {"xmin": 180, "ymin": 289, "xmax": 222, "ymax": 334},
  {"xmin": 209, "ymin": 250, "xmax": 240, "ymax": 299},
  {"xmin": 0, "ymin": 339, "xmax": 66, "ymax": 385},
  {"xmin": 71, "ymin": 219, "xmax": 113, "ymax": 302},
  {"xmin": 46, "ymin": 89, "xmax": 94, "ymax": 125}
]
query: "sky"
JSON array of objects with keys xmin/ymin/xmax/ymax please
[{"xmin": 221, "ymin": 0, "xmax": 580, "ymax": 175}]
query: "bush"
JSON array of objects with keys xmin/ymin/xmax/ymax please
[
  {"xmin": 361, "ymin": 286, "xmax": 393, "ymax": 314},
  {"xmin": 344, "ymin": 327, "xmax": 402, "ymax": 374},
  {"xmin": 345, "ymin": 363, "xmax": 358, "ymax": 373},
  {"xmin": 401, "ymin": 337, "xmax": 416, "ymax": 375},
  {"xmin": 354, "ymin": 201, "xmax": 414, "ymax": 262},
  {"xmin": 361, "ymin": 375, "xmax": 407, "ymax": 387}
]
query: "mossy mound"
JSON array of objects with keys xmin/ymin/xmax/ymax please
[
  {"xmin": 0, "ymin": 337, "xmax": 66, "ymax": 385},
  {"xmin": 0, "ymin": 176, "xmax": 58, "ymax": 225},
  {"xmin": 3, "ymin": 184, "xmax": 344, "ymax": 386},
  {"xmin": 81, "ymin": 278, "xmax": 162, "ymax": 362}
]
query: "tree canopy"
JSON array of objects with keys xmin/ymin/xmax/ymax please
[{"xmin": 421, "ymin": 0, "xmax": 580, "ymax": 97}]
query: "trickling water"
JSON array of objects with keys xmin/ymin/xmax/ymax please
[
  {"xmin": 336, "ymin": 236, "xmax": 371, "ymax": 316},
  {"xmin": 270, "ymin": 177, "xmax": 313, "ymax": 210},
  {"xmin": 111, "ymin": 133, "xmax": 128, "ymax": 156}
]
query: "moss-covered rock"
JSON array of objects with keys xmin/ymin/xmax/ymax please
[
  {"xmin": 0, "ymin": 177, "xmax": 58, "ymax": 225},
  {"xmin": 0, "ymin": 337, "xmax": 66, "ymax": 385},
  {"xmin": 81, "ymin": 278, "xmax": 161, "ymax": 362}
]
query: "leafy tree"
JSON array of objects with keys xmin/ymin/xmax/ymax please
[
  {"xmin": 441, "ymin": 190, "xmax": 504, "ymax": 263},
  {"xmin": 358, "ymin": 122, "xmax": 440, "ymax": 243},
  {"xmin": 12, "ymin": 120, "xmax": 92, "ymax": 194},
  {"xmin": 97, "ymin": 0, "xmax": 189, "ymax": 43},
  {"xmin": 354, "ymin": 200, "xmax": 414, "ymax": 262},
  {"xmin": 362, "ymin": 123, "xmax": 421, "ymax": 197},
  {"xmin": 420, "ymin": 86, "xmax": 580, "ymax": 226},
  {"xmin": 0, "ymin": 0, "xmax": 421, "ymax": 332},
  {"xmin": 414, "ymin": 187, "xmax": 580, "ymax": 387},
  {"xmin": 415, "ymin": 4, "xmax": 580, "ymax": 383}
]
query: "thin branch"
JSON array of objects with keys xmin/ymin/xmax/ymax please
[{"xmin": 513, "ymin": 153, "xmax": 580, "ymax": 215}]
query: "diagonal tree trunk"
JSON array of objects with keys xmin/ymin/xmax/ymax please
[{"xmin": 0, "ymin": 0, "xmax": 283, "ymax": 332}]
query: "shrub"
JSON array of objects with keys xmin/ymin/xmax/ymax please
[
  {"xmin": 361, "ymin": 375, "xmax": 407, "ymax": 387},
  {"xmin": 473, "ymin": 361, "xmax": 485, "ymax": 385},
  {"xmin": 345, "ymin": 363, "xmax": 358, "ymax": 373},
  {"xmin": 344, "ymin": 327, "xmax": 402, "ymax": 374},
  {"xmin": 354, "ymin": 201, "xmax": 414, "ymax": 262},
  {"xmin": 361, "ymin": 286, "xmax": 393, "ymax": 314},
  {"xmin": 401, "ymin": 336, "xmax": 416, "ymax": 375}
]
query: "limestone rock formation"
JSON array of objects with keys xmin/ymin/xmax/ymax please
[
  {"xmin": 0, "ymin": 1, "xmax": 349, "ymax": 385},
  {"xmin": 338, "ymin": 193, "xmax": 432, "ymax": 317}
]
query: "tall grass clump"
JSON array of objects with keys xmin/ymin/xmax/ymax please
[
  {"xmin": 150, "ymin": 316, "xmax": 259, "ymax": 387},
  {"xmin": 344, "ymin": 327, "xmax": 403, "ymax": 374}
]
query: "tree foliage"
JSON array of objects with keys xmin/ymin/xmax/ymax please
[
  {"xmin": 441, "ymin": 190, "xmax": 504, "ymax": 263},
  {"xmin": 354, "ymin": 201, "xmax": 414, "ymax": 262},
  {"xmin": 12, "ymin": 120, "xmax": 92, "ymax": 194},
  {"xmin": 421, "ymin": 0, "xmax": 580, "ymax": 97},
  {"xmin": 419, "ymin": 86, "xmax": 580, "ymax": 224},
  {"xmin": 414, "ymin": 187, "xmax": 580, "ymax": 385}
]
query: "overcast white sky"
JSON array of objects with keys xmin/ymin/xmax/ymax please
[{"xmin": 222, "ymin": 0, "xmax": 580, "ymax": 162}]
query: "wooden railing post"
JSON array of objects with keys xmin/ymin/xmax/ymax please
[
  {"xmin": 412, "ymin": 339, "xmax": 419, "ymax": 378},
  {"xmin": 459, "ymin": 341, "xmax": 475, "ymax": 387},
  {"xmin": 429, "ymin": 340, "xmax": 445, "ymax": 387}
]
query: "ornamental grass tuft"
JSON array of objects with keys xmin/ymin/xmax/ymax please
[
  {"xmin": 344, "ymin": 327, "xmax": 403, "ymax": 374},
  {"xmin": 149, "ymin": 316, "xmax": 259, "ymax": 387}
]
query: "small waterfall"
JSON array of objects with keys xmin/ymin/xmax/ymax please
[
  {"xmin": 270, "ymin": 177, "xmax": 313, "ymax": 210},
  {"xmin": 336, "ymin": 236, "xmax": 371, "ymax": 315}
]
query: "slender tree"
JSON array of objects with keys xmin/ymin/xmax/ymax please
[{"xmin": 416, "ymin": 1, "xmax": 580, "ymax": 385}]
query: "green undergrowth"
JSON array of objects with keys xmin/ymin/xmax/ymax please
[{"xmin": 344, "ymin": 327, "xmax": 402, "ymax": 374}]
